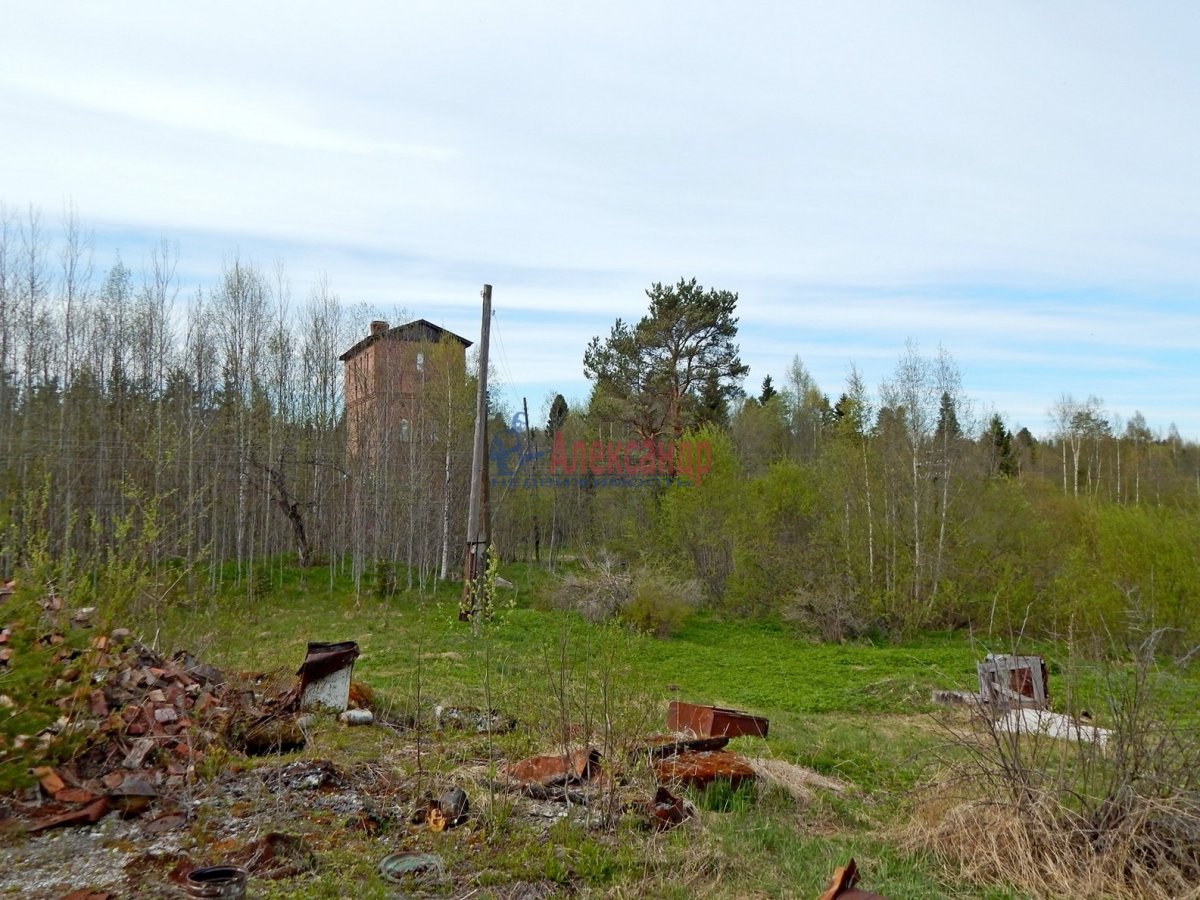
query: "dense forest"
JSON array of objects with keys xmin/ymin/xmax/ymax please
[{"xmin": 2, "ymin": 206, "xmax": 1197, "ymax": 648}]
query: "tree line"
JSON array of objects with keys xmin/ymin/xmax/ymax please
[
  {"xmin": 0, "ymin": 204, "xmax": 475, "ymax": 609},
  {"xmin": 1, "ymin": 206, "xmax": 1197, "ymax": 648},
  {"xmin": 503, "ymin": 279, "xmax": 1200, "ymax": 650}
]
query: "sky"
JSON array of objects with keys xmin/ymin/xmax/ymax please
[{"xmin": 3, "ymin": 1, "xmax": 1198, "ymax": 437}]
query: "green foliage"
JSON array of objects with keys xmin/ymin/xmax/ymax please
[
  {"xmin": 460, "ymin": 543, "xmax": 509, "ymax": 625},
  {"xmin": 546, "ymin": 392, "xmax": 568, "ymax": 434},
  {"xmin": 691, "ymin": 779, "xmax": 757, "ymax": 813},
  {"xmin": 987, "ymin": 413, "xmax": 1018, "ymax": 477},
  {"xmin": 618, "ymin": 568, "xmax": 697, "ymax": 637},
  {"xmin": 0, "ymin": 590, "xmax": 96, "ymax": 791},
  {"xmin": 371, "ymin": 559, "xmax": 398, "ymax": 599},
  {"xmin": 583, "ymin": 277, "xmax": 749, "ymax": 439},
  {"xmin": 552, "ymin": 557, "xmax": 697, "ymax": 638},
  {"xmin": 1051, "ymin": 502, "xmax": 1200, "ymax": 650},
  {"xmin": 657, "ymin": 426, "xmax": 740, "ymax": 601},
  {"xmin": 724, "ymin": 459, "xmax": 819, "ymax": 616},
  {"xmin": 758, "ymin": 374, "xmax": 777, "ymax": 405}
]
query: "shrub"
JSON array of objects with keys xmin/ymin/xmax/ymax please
[
  {"xmin": 552, "ymin": 554, "xmax": 630, "ymax": 624},
  {"xmin": 619, "ymin": 568, "xmax": 698, "ymax": 638},
  {"xmin": 782, "ymin": 587, "xmax": 867, "ymax": 643},
  {"xmin": 552, "ymin": 556, "xmax": 697, "ymax": 638},
  {"xmin": 372, "ymin": 559, "xmax": 399, "ymax": 599},
  {"xmin": 915, "ymin": 626, "xmax": 1200, "ymax": 899}
]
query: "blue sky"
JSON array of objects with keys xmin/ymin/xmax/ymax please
[{"xmin": 3, "ymin": 1, "xmax": 1198, "ymax": 437}]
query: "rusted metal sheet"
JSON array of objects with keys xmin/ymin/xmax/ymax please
[
  {"xmin": 667, "ymin": 701, "xmax": 769, "ymax": 739},
  {"xmin": 504, "ymin": 747, "xmax": 600, "ymax": 786},
  {"xmin": 639, "ymin": 733, "xmax": 730, "ymax": 760},
  {"xmin": 653, "ymin": 749, "xmax": 757, "ymax": 790},
  {"xmin": 818, "ymin": 858, "xmax": 889, "ymax": 900},
  {"xmin": 297, "ymin": 641, "xmax": 359, "ymax": 711},
  {"xmin": 27, "ymin": 797, "xmax": 111, "ymax": 832}
]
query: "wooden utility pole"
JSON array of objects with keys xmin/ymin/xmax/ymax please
[{"xmin": 461, "ymin": 284, "xmax": 492, "ymax": 621}]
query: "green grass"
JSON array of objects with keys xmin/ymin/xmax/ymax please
[
  {"xmin": 25, "ymin": 559, "xmax": 1197, "ymax": 898},
  {"xmin": 138, "ymin": 562, "xmax": 1013, "ymax": 896},
  {"xmin": 0, "ymin": 591, "xmax": 99, "ymax": 791}
]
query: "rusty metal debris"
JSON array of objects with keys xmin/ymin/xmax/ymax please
[
  {"xmin": 818, "ymin": 858, "xmax": 889, "ymax": 900},
  {"xmin": 26, "ymin": 796, "xmax": 111, "ymax": 833},
  {"xmin": 653, "ymin": 749, "xmax": 757, "ymax": 791},
  {"xmin": 645, "ymin": 785, "xmax": 694, "ymax": 831},
  {"xmin": 423, "ymin": 787, "xmax": 470, "ymax": 832},
  {"xmin": 184, "ymin": 864, "xmax": 248, "ymax": 899},
  {"xmin": 297, "ymin": 641, "xmax": 360, "ymax": 711},
  {"xmin": 504, "ymin": 747, "xmax": 601, "ymax": 787},
  {"xmin": 638, "ymin": 733, "xmax": 730, "ymax": 760},
  {"xmin": 668, "ymin": 701, "xmax": 769, "ymax": 739}
]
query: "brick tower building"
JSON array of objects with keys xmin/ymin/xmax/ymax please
[{"xmin": 339, "ymin": 319, "xmax": 471, "ymax": 458}]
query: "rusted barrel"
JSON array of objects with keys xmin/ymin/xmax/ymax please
[{"xmin": 185, "ymin": 865, "xmax": 248, "ymax": 898}]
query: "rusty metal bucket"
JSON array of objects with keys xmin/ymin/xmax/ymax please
[{"xmin": 184, "ymin": 865, "xmax": 248, "ymax": 898}]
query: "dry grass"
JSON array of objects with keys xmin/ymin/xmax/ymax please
[
  {"xmin": 747, "ymin": 757, "xmax": 851, "ymax": 804},
  {"xmin": 909, "ymin": 788, "xmax": 1200, "ymax": 900},
  {"xmin": 910, "ymin": 628, "xmax": 1200, "ymax": 899}
]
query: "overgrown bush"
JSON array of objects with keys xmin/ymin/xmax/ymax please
[
  {"xmin": 552, "ymin": 556, "xmax": 698, "ymax": 638},
  {"xmin": 915, "ymin": 626, "xmax": 1200, "ymax": 899},
  {"xmin": 782, "ymin": 587, "xmax": 866, "ymax": 643},
  {"xmin": 372, "ymin": 559, "xmax": 399, "ymax": 599},
  {"xmin": 619, "ymin": 568, "xmax": 698, "ymax": 637}
]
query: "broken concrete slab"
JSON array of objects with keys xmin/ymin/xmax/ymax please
[{"xmin": 995, "ymin": 706, "xmax": 1111, "ymax": 747}]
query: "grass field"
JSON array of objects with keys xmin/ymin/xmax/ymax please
[
  {"xmin": 141, "ymin": 561, "xmax": 1040, "ymax": 898},
  {"xmin": 9, "ymin": 559, "xmax": 1194, "ymax": 897}
]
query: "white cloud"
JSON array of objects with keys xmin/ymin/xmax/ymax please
[{"xmin": 2, "ymin": 0, "xmax": 1198, "ymax": 435}]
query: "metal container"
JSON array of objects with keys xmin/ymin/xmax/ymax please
[
  {"xmin": 668, "ymin": 701, "xmax": 769, "ymax": 739},
  {"xmin": 977, "ymin": 654, "xmax": 1048, "ymax": 710},
  {"xmin": 298, "ymin": 641, "xmax": 359, "ymax": 712},
  {"xmin": 184, "ymin": 865, "xmax": 248, "ymax": 899}
]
